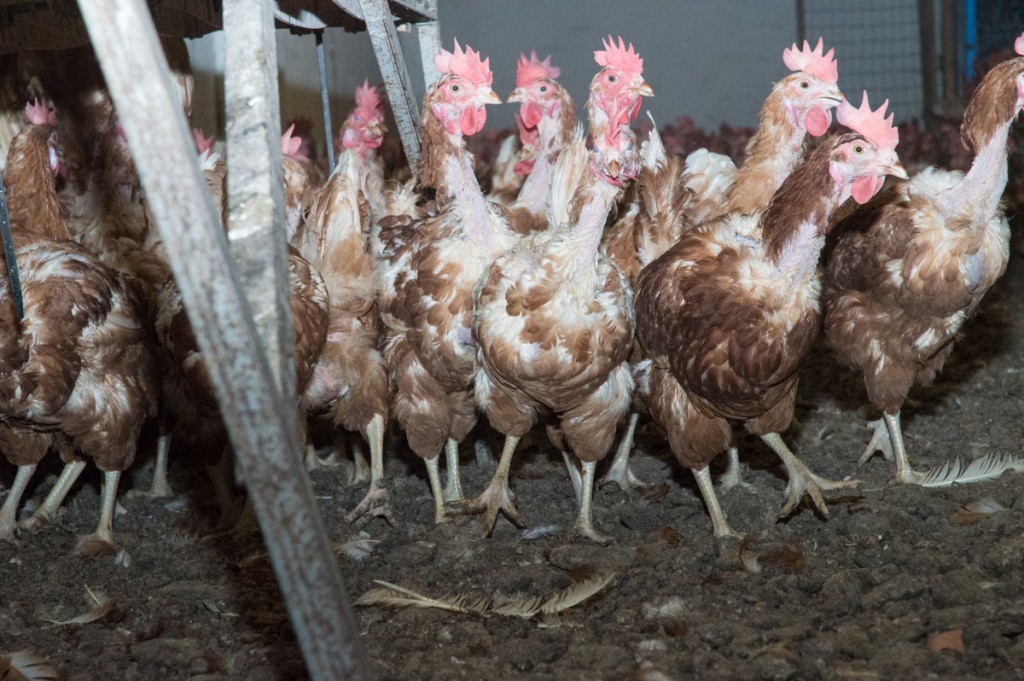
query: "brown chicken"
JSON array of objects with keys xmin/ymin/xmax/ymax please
[
  {"xmin": 468, "ymin": 37, "xmax": 652, "ymax": 541},
  {"xmin": 602, "ymin": 38, "xmax": 844, "ymax": 491},
  {"xmin": 633, "ymin": 95, "xmax": 906, "ymax": 538},
  {"xmin": 296, "ymin": 82, "xmax": 392, "ymax": 525},
  {"xmin": 500, "ymin": 51, "xmax": 577, "ymax": 234},
  {"xmin": 823, "ymin": 37, "xmax": 1024, "ymax": 483},
  {"xmin": 0, "ymin": 103, "xmax": 158, "ymax": 555},
  {"xmin": 156, "ymin": 140, "xmax": 328, "ymax": 527},
  {"xmin": 374, "ymin": 40, "xmax": 508, "ymax": 522}
]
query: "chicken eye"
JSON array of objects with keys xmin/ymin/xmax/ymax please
[
  {"xmin": 539, "ymin": 85, "xmax": 548, "ymax": 93},
  {"xmin": 800, "ymin": 81, "xmax": 809, "ymax": 89},
  {"xmin": 607, "ymin": 74, "xmax": 618, "ymax": 83},
  {"xmin": 854, "ymin": 145, "xmax": 864, "ymax": 154},
  {"xmin": 450, "ymin": 83, "xmax": 461, "ymax": 93},
  {"xmin": 353, "ymin": 114, "xmax": 362, "ymax": 122}
]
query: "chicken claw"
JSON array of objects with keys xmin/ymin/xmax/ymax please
[
  {"xmin": 857, "ymin": 417, "xmax": 894, "ymax": 466},
  {"xmin": 568, "ymin": 461, "xmax": 613, "ymax": 545},
  {"xmin": 445, "ymin": 435, "xmax": 525, "ymax": 536},
  {"xmin": 761, "ymin": 433, "xmax": 859, "ymax": 517},
  {"xmin": 74, "ymin": 535, "xmax": 118, "ymax": 558},
  {"xmin": 345, "ymin": 484, "xmax": 396, "ymax": 528}
]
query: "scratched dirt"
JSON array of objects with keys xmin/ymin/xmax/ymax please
[{"xmin": 2, "ymin": 257, "xmax": 1024, "ymax": 681}]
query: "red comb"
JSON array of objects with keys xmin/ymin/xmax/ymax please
[
  {"xmin": 837, "ymin": 91, "xmax": 898, "ymax": 152},
  {"xmin": 516, "ymin": 51, "xmax": 560, "ymax": 88},
  {"xmin": 1016, "ymin": 32, "xmax": 1024, "ymax": 56},
  {"xmin": 594, "ymin": 36, "xmax": 644, "ymax": 78},
  {"xmin": 355, "ymin": 78, "xmax": 383, "ymax": 116},
  {"xmin": 281, "ymin": 123, "xmax": 303, "ymax": 158},
  {"xmin": 783, "ymin": 37, "xmax": 838, "ymax": 84},
  {"xmin": 193, "ymin": 128, "xmax": 214, "ymax": 155},
  {"xmin": 434, "ymin": 39, "xmax": 493, "ymax": 87},
  {"xmin": 25, "ymin": 98, "xmax": 56, "ymax": 126}
]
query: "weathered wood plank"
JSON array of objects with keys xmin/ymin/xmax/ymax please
[
  {"xmin": 74, "ymin": 0, "xmax": 369, "ymax": 679},
  {"xmin": 358, "ymin": 0, "xmax": 421, "ymax": 173},
  {"xmin": 224, "ymin": 0, "xmax": 296, "ymax": 415}
]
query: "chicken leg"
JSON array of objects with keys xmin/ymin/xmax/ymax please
[
  {"xmin": 424, "ymin": 455, "xmax": 449, "ymax": 523},
  {"xmin": 718, "ymin": 446, "xmax": 747, "ymax": 491},
  {"xmin": 858, "ymin": 412, "xmax": 921, "ymax": 483},
  {"xmin": 20, "ymin": 459, "xmax": 87, "ymax": 533},
  {"xmin": 562, "ymin": 450, "xmax": 582, "ymax": 503},
  {"xmin": 761, "ymin": 432, "xmax": 859, "ymax": 516},
  {"xmin": 75, "ymin": 470, "xmax": 120, "ymax": 557},
  {"xmin": 0, "ymin": 464, "xmax": 37, "ymax": 543},
  {"xmin": 346, "ymin": 415, "xmax": 396, "ymax": 526},
  {"xmin": 148, "ymin": 432, "xmax": 174, "ymax": 498},
  {"xmin": 599, "ymin": 412, "xmax": 648, "ymax": 491},
  {"xmin": 693, "ymin": 466, "xmax": 742, "ymax": 539},
  {"xmin": 570, "ymin": 460, "xmax": 612, "ymax": 544},
  {"xmin": 442, "ymin": 438, "xmax": 464, "ymax": 502},
  {"xmin": 446, "ymin": 435, "xmax": 525, "ymax": 536}
]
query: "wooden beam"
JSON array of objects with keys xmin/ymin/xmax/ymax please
[
  {"xmin": 416, "ymin": 0, "xmax": 440, "ymax": 87},
  {"xmin": 358, "ymin": 0, "xmax": 421, "ymax": 173},
  {"xmin": 224, "ymin": 0, "xmax": 295, "ymax": 411},
  {"xmin": 74, "ymin": 0, "xmax": 369, "ymax": 679}
]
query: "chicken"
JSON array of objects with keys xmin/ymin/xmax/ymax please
[
  {"xmin": 466, "ymin": 36, "xmax": 652, "ymax": 541},
  {"xmin": 295, "ymin": 81, "xmax": 392, "ymax": 525},
  {"xmin": 499, "ymin": 51, "xmax": 577, "ymax": 234},
  {"xmin": 633, "ymin": 95, "xmax": 907, "ymax": 538},
  {"xmin": 0, "ymin": 102, "xmax": 159, "ymax": 555},
  {"xmin": 601, "ymin": 38, "xmax": 843, "ymax": 491},
  {"xmin": 156, "ymin": 138, "xmax": 329, "ymax": 528},
  {"xmin": 822, "ymin": 37, "xmax": 1024, "ymax": 483},
  {"xmin": 683, "ymin": 38, "xmax": 843, "ymax": 224},
  {"xmin": 282, "ymin": 123, "xmax": 320, "ymax": 243},
  {"xmin": 374, "ymin": 40, "xmax": 507, "ymax": 523}
]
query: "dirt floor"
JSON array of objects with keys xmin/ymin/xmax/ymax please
[{"xmin": 3, "ymin": 254, "xmax": 1024, "ymax": 680}]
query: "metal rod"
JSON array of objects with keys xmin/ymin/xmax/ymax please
[
  {"xmin": 316, "ymin": 31, "xmax": 336, "ymax": 175},
  {"xmin": 73, "ymin": 0, "xmax": 369, "ymax": 678}
]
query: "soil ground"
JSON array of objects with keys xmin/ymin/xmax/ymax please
[{"xmin": 3, "ymin": 258, "xmax": 1024, "ymax": 681}]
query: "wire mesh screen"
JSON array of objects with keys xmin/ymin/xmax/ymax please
[{"xmin": 800, "ymin": 0, "xmax": 923, "ymax": 122}]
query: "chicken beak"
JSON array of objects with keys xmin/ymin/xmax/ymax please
[
  {"xmin": 608, "ymin": 160, "xmax": 621, "ymax": 177},
  {"xmin": 369, "ymin": 121, "xmax": 385, "ymax": 136},
  {"xmin": 881, "ymin": 152, "xmax": 909, "ymax": 180},
  {"xmin": 507, "ymin": 87, "xmax": 526, "ymax": 103},
  {"xmin": 633, "ymin": 80, "xmax": 655, "ymax": 98},
  {"xmin": 479, "ymin": 88, "xmax": 502, "ymax": 105},
  {"xmin": 820, "ymin": 92, "xmax": 844, "ymax": 107}
]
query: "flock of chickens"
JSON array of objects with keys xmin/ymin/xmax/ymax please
[{"xmin": 0, "ymin": 30, "xmax": 1021, "ymax": 555}]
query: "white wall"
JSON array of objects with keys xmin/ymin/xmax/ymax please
[{"xmin": 194, "ymin": 2, "xmax": 934, "ymax": 152}]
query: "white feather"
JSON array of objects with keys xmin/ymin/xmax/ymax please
[{"xmin": 915, "ymin": 453, "xmax": 1024, "ymax": 488}]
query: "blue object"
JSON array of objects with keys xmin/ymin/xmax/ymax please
[{"xmin": 965, "ymin": 0, "xmax": 977, "ymax": 82}]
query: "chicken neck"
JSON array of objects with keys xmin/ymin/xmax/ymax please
[
  {"xmin": 724, "ymin": 95, "xmax": 808, "ymax": 216},
  {"xmin": 515, "ymin": 108, "xmax": 567, "ymax": 214},
  {"xmin": 565, "ymin": 173, "xmax": 621, "ymax": 283},
  {"xmin": 935, "ymin": 119, "xmax": 1012, "ymax": 223},
  {"xmin": 4, "ymin": 127, "xmax": 68, "ymax": 241}
]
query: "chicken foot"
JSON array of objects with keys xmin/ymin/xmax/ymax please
[
  {"xmin": 858, "ymin": 412, "xmax": 921, "ymax": 484},
  {"xmin": 599, "ymin": 412, "xmax": 649, "ymax": 492},
  {"xmin": 0, "ymin": 464, "xmax": 37, "ymax": 543},
  {"xmin": 445, "ymin": 435, "xmax": 525, "ymax": 536},
  {"xmin": 345, "ymin": 415, "xmax": 396, "ymax": 527},
  {"xmin": 692, "ymin": 466, "xmax": 742, "ymax": 539},
  {"xmin": 75, "ymin": 470, "xmax": 121, "ymax": 557},
  {"xmin": 20, "ymin": 459, "xmax": 87, "ymax": 533},
  {"xmin": 761, "ymin": 432, "xmax": 859, "ymax": 516},
  {"xmin": 570, "ymin": 460, "xmax": 612, "ymax": 544}
]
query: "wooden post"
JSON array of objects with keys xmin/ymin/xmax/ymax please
[
  {"xmin": 224, "ymin": 0, "xmax": 296, "ymax": 416},
  {"xmin": 74, "ymin": 0, "xmax": 369, "ymax": 679},
  {"xmin": 359, "ymin": 0, "xmax": 421, "ymax": 173},
  {"xmin": 416, "ymin": 0, "xmax": 441, "ymax": 87}
]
